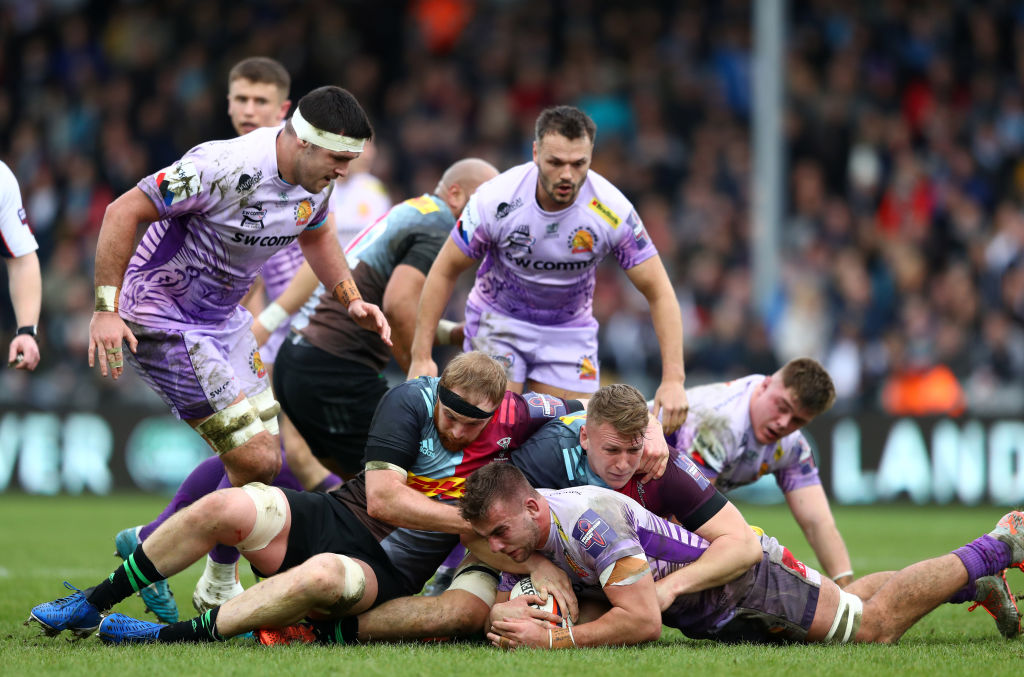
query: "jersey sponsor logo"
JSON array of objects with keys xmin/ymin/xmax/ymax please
[
  {"xmin": 573, "ymin": 509, "xmax": 615, "ymax": 558},
  {"xmin": 495, "ymin": 197, "xmax": 523, "ymax": 219},
  {"xmin": 504, "ymin": 225, "xmax": 535, "ymax": 253},
  {"xmin": 627, "ymin": 212, "xmax": 648, "ymax": 248},
  {"xmin": 527, "ymin": 393, "xmax": 560, "ymax": 417},
  {"xmin": 209, "ymin": 379, "xmax": 233, "ymax": 399},
  {"xmin": 419, "ymin": 438, "xmax": 438, "ymax": 459},
  {"xmin": 156, "ymin": 159, "xmax": 201, "ymax": 206},
  {"xmin": 681, "ymin": 457, "xmax": 711, "ymax": 490},
  {"xmin": 567, "ymin": 226, "xmax": 597, "ymax": 254},
  {"xmin": 552, "ymin": 514, "xmax": 591, "ymax": 578},
  {"xmin": 240, "ymin": 204, "xmax": 266, "ymax": 230},
  {"xmin": 406, "ymin": 472, "xmax": 466, "ymax": 499},
  {"xmin": 544, "ymin": 222, "xmax": 560, "ymax": 238},
  {"xmin": 235, "ymin": 169, "xmax": 264, "ymax": 194},
  {"xmin": 502, "ymin": 251, "xmax": 596, "ymax": 271},
  {"xmin": 248, "ymin": 348, "xmax": 267, "ymax": 379},
  {"xmin": 17, "ymin": 207, "xmax": 28, "ymax": 227},
  {"xmin": 230, "ymin": 232, "xmax": 299, "ymax": 247},
  {"xmin": 577, "ymin": 355, "xmax": 597, "ymax": 380},
  {"xmin": 456, "ymin": 196, "xmax": 482, "ymax": 244},
  {"xmin": 294, "ymin": 199, "xmax": 314, "ymax": 227},
  {"xmin": 404, "ymin": 195, "xmax": 440, "ymax": 214},
  {"xmin": 588, "ymin": 198, "xmax": 620, "ymax": 228},
  {"xmin": 490, "ymin": 352, "xmax": 515, "ymax": 372}
]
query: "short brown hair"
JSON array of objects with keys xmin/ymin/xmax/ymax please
[
  {"xmin": 586, "ymin": 384, "xmax": 649, "ymax": 441},
  {"xmin": 439, "ymin": 351, "xmax": 507, "ymax": 408},
  {"xmin": 535, "ymin": 105, "xmax": 596, "ymax": 144},
  {"xmin": 228, "ymin": 56, "xmax": 290, "ymax": 96},
  {"xmin": 777, "ymin": 358, "xmax": 836, "ymax": 415},
  {"xmin": 460, "ymin": 462, "xmax": 536, "ymax": 523}
]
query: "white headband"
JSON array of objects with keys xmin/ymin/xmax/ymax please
[{"xmin": 291, "ymin": 107, "xmax": 366, "ymax": 153}]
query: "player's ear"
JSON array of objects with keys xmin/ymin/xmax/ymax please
[
  {"xmin": 279, "ymin": 99, "xmax": 292, "ymax": 122},
  {"xmin": 579, "ymin": 423, "xmax": 590, "ymax": 451}
]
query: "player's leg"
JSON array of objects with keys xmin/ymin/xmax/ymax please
[
  {"xmin": 523, "ymin": 320, "xmax": 600, "ymax": 401},
  {"xmin": 463, "ymin": 305, "xmax": 529, "ymax": 393},
  {"xmin": 27, "ymin": 485, "xmax": 274, "ymax": 639},
  {"xmin": 274, "ymin": 335, "xmax": 387, "ymax": 479}
]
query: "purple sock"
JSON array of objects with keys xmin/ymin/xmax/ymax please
[
  {"xmin": 951, "ymin": 534, "xmax": 1011, "ymax": 589},
  {"xmin": 208, "ymin": 473, "xmax": 240, "ymax": 564},
  {"xmin": 442, "ymin": 544, "xmax": 467, "ymax": 569},
  {"xmin": 139, "ymin": 456, "xmax": 227, "ymax": 541},
  {"xmin": 313, "ymin": 474, "xmax": 343, "ymax": 492}
]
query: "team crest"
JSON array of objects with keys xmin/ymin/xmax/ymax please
[
  {"xmin": 577, "ymin": 355, "xmax": 597, "ymax": 380},
  {"xmin": 496, "ymin": 436, "xmax": 511, "ymax": 450},
  {"xmin": 567, "ymin": 227, "xmax": 597, "ymax": 254},
  {"xmin": 294, "ymin": 200, "xmax": 314, "ymax": 226},
  {"xmin": 249, "ymin": 348, "xmax": 267, "ymax": 379}
]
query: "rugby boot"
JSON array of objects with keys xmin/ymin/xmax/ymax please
[
  {"xmin": 114, "ymin": 525, "xmax": 178, "ymax": 623},
  {"xmin": 98, "ymin": 613, "xmax": 164, "ymax": 645},
  {"xmin": 192, "ymin": 556, "xmax": 245, "ymax": 613},
  {"xmin": 255, "ymin": 623, "xmax": 318, "ymax": 646},
  {"xmin": 25, "ymin": 582, "xmax": 102, "ymax": 639},
  {"xmin": 968, "ymin": 572, "xmax": 1021, "ymax": 639},
  {"xmin": 989, "ymin": 511, "xmax": 1024, "ymax": 571}
]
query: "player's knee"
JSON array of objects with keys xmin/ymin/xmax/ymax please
[
  {"xmin": 302, "ymin": 553, "xmax": 366, "ymax": 612},
  {"xmin": 435, "ymin": 590, "xmax": 490, "ymax": 635},
  {"xmin": 223, "ymin": 434, "xmax": 280, "ymax": 485}
]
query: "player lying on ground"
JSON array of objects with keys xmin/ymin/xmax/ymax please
[{"xmin": 463, "ymin": 463, "xmax": 1024, "ymax": 648}]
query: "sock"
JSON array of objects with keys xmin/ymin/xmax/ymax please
[
  {"xmin": 947, "ymin": 579, "xmax": 977, "ymax": 604},
  {"xmin": 442, "ymin": 544, "xmax": 467, "ymax": 569},
  {"xmin": 313, "ymin": 474, "xmax": 343, "ymax": 493},
  {"xmin": 140, "ymin": 456, "xmax": 227, "ymax": 541},
  {"xmin": 86, "ymin": 544, "xmax": 165, "ymax": 611},
  {"xmin": 952, "ymin": 534, "xmax": 1011, "ymax": 583},
  {"xmin": 209, "ymin": 544, "xmax": 241, "ymax": 565},
  {"xmin": 312, "ymin": 616, "xmax": 358, "ymax": 644},
  {"xmin": 157, "ymin": 607, "xmax": 225, "ymax": 643}
]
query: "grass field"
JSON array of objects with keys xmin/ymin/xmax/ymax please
[{"xmin": 2, "ymin": 493, "xmax": 1023, "ymax": 676}]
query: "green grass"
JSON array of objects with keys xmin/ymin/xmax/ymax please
[{"xmin": 2, "ymin": 494, "xmax": 1022, "ymax": 676}]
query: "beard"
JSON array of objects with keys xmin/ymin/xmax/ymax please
[{"xmin": 435, "ymin": 409, "xmax": 472, "ymax": 451}]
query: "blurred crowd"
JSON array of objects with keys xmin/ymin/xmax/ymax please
[{"xmin": 3, "ymin": 0, "xmax": 1024, "ymax": 416}]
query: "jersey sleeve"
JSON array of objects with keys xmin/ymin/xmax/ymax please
[
  {"xmin": 0, "ymin": 164, "xmax": 37, "ymax": 258},
  {"xmin": 450, "ymin": 192, "xmax": 490, "ymax": 259},
  {"xmin": 774, "ymin": 432, "xmax": 821, "ymax": 493},
  {"xmin": 571, "ymin": 506, "xmax": 645, "ymax": 577},
  {"xmin": 395, "ymin": 229, "xmax": 448, "ymax": 276},
  {"xmin": 506, "ymin": 392, "xmax": 583, "ymax": 446},
  {"xmin": 611, "ymin": 209, "xmax": 658, "ymax": 270},
  {"xmin": 510, "ymin": 420, "xmax": 586, "ymax": 490},
  {"xmin": 650, "ymin": 449, "xmax": 728, "ymax": 531},
  {"xmin": 137, "ymin": 146, "xmax": 216, "ymax": 221},
  {"xmin": 363, "ymin": 381, "xmax": 431, "ymax": 471}
]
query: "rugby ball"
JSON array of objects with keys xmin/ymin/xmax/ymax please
[{"xmin": 509, "ymin": 576, "xmax": 571, "ymax": 627}]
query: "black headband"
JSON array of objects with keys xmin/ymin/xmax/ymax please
[{"xmin": 438, "ymin": 385, "xmax": 496, "ymax": 419}]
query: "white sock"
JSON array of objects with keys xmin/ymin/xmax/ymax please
[{"xmin": 202, "ymin": 556, "xmax": 239, "ymax": 585}]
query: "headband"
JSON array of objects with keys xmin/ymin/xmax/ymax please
[
  {"xmin": 291, "ymin": 106, "xmax": 366, "ymax": 153},
  {"xmin": 438, "ymin": 385, "xmax": 496, "ymax": 419}
]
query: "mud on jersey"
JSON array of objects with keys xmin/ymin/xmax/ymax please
[{"xmin": 122, "ymin": 125, "xmax": 331, "ymax": 328}]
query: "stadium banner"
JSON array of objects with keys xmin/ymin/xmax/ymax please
[{"xmin": 2, "ymin": 405, "xmax": 1024, "ymax": 505}]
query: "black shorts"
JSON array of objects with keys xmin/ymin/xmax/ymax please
[
  {"xmin": 274, "ymin": 335, "xmax": 389, "ymax": 474},
  {"xmin": 255, "ymin": 488, "xmax": 410, "ymax": 604}
]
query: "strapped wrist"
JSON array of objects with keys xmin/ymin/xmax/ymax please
[
  {"xmin": 333, "ymin": 278, "xmax": 362, "ymax": 307},
  {"xmin": 256, "ymin": 302, "xmax": 289, "ymax": 333},
  {"xmin": 95, "ymin": 285, "xmax": 120, "ymax": 312}
]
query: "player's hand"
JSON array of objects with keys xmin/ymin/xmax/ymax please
[
  {"xmin": 651, "ymin": 379, "xmax": 688, "ymax": 434},
  {"xmin": 488, "ymin": 617, "xmax": 549, "ymax": 650},
  {"xmin": 8, "ymin": 335, "xmax": 40, "ymax": 370},
  {"xmin": 638, "ymin": 416, "xmax": 669, "ymax": 483},
  {"xmin": 407, "ymin": 356, "xmax": 438, "ymax": 381},
  {"xmin": 251, "ymin": 319, "xmax": 271, "ymax": 347},
  {"xmin": 526, "ymin": 555, "xmax": 578, "ymax": 623},
  {"xmin": 346, "ymin": 299, "xmax": 392, "ymax": 346},
  {"xmin": 488, "ymin": 596, "xmax": 563, "ymax": 627},
  {"xmin": 653, "ymin": 576, "xmax": 678, "ymax": 612},
  {"xmin": 88, "ymin": 311, "xmax": 138, "ymax": 380}
]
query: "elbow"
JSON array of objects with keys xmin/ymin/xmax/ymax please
[
  {"xmin": 637, "ymin": 617, "xmax": 663, "ymax": 643},
  {"xmin": 742, "ymin": 535, "xmax": 764, "ymax": 570}
]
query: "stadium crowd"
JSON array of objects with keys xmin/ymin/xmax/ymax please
[{"xmin": 3, "ymin": 0, "xmax": 1024, "ymax": 418}]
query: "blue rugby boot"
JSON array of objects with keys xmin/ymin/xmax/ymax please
[
  {"xmin": 98, "ymin": 613, "xmax": 164, "ymax": 645},
  {"xmin": 26, "ymin": 582, "xmax": 102, "ymax": 639},
  {"xmin": 115, "ymin": 526, "xmax": 178, "ymax": 623}
]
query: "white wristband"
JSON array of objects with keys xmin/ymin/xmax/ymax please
[
  {"xmin": 257, "ymin": 302, "xmax": 289, "ymax": 333},
  {"xmin": 831, "ymin": 570, "xmax": 854, "ymax": 582},
  {"xmin": 436, "ymin": 319, "xmax": 458, "ymax": 345}
]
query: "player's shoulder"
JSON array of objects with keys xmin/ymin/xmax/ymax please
[
  {"xmin": 473, "ymin": 162, "xmax": 535, "ymax": 214},
  {"xmin": 578, "ymin": 169, "xmax": 634, "ymax": 228},
  {"xmin": 390, "ymin": 193, "xmax": 452, "ymax": 226},
  {"xmin": 0, "ymin": 160, "xmax": 18, "ymax": 188},
  {"xmin": 385, "ymin": 375, "xmax": 438, "ymax": 410}
]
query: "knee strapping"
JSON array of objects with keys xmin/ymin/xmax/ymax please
[
  {"xmin": 824, "ymin": 589, "xmax": 863, "ymax": 643},
  {"xmin": 328, "ymin": 555, "xmax": 366, "ymax": 614},
  {"xmin": 250, "ymin": 388, "xmax": 281, "ymax": 436},
  {"xmin": 235, "ymin": 482, "xmax": 288, "ymax": 552},
  {"xmin": 196, "ymin": 398, "xmax": 265, "ymax": 455},
  {"xmin": 447, "ymin": 558, "xmax": 500, "ymax": 606}
]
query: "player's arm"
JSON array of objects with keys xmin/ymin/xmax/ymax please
[
  {"xmin": 89, "ymin": 187, "xmax": 159, "ymax": 378},
  {"xmin": 785, "ymin": 483, "xmax": 853, "ymax": 586},
  {"xmin": 488, "ymin": 556, "xmax": 662, "ymax": 649},
  {"xmin": 407, "ymin": 237, "xmax": 476, "ymax": 378},
  {"xmin": 652, "ymin": 501, "xmax": 762, "ymax": 611},
  {"xmin": 381, "ymin": 263, "xmax": 427, "ymax": 372},
  {"xmin": 364, "ymin": 464, "xmax": 470, "ymax": 533},
  {"xmin": 624, "ymin": 255, "xmax": 687, "ymax": 434},
  {"xmin": 5, "ymin": 251, "xmax": 41, "ymax": 369},
  {"xmin": 297, "ymin": 218, "xmax": 391, "ymax": 346}
]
